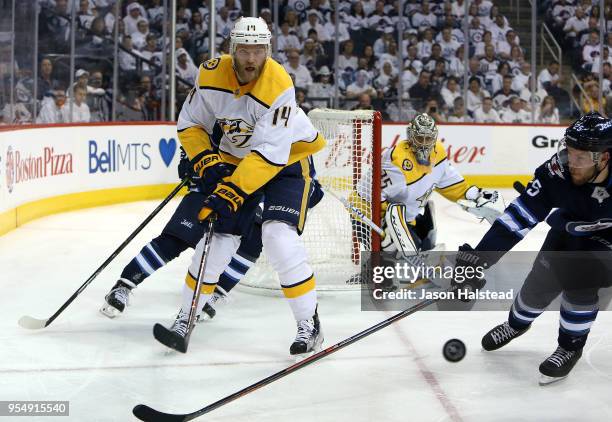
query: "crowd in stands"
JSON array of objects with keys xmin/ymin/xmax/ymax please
[
  {"xmin": 1, "ymin": 0, "xmax": 608, "ymax": 125},
  {"xmin": 545, "ymin": 0, "xmax": 612, "ymax": 116}
]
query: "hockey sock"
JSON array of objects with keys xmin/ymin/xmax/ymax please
[
  {"xmin": 262, "ymin": 221, "xmax": 317, "ymax": 321},
  {"xmin": 508, "ymin": 290, "xmax": 544, "ymax": 330},
  {"xmin": 119, "ymin": 234, "xmax": 188, "ymax": 286},
  {"xmin": 558, "ymin": 296, "xmax": 599, "ymax": 351},
  {"xmin": 216, "ymin": 252, "xmax": 257, "ymax": 295}
]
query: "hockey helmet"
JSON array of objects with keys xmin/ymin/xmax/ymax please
[
  {"xmin": 557, "ymin": 112, "xmax": 612, "ymax": 168},
  {"xmin": 406, "ymin": 113, "xmax": 438, "ymax": 165},
  {"xmin": 230, "ymin": 17, "xmax": 272, "ymax": 57}
]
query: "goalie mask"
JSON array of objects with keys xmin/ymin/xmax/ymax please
[{"xmin": 407, "ymin": 113, "xmax": 438, "ymax": 166}]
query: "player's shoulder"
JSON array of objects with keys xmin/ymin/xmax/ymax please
[
  {"xmin": 197, "ymin": 55, "xmax": 233, "ymax": 91},
  {"xmin": 536, "ymin": 153, "xmax": 567, "ymax": 183},
  {"xmin": 431, "ymin": 140, "xmax": 447, "ymax": 166},
  {"xmin": 249, "ymin": 58, "xmax": 294, "ymax": 109}
]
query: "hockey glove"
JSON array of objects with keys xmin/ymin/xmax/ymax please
[
  {"xmin": 452, "ymin": 243, "xmax": 487, "ymax": 302},
  {"xmin": 457, "ymin": 186, "xmax": 505, "ymax": 224},
  {"xmin": 198, "ymin": 182, "xmax": 247, "ymax": 221},
  {"xmin": 177, "ymin": 148, "xmax": 190, "ymax": 180},
  {"xmin": 190, "ymin": 150, "xmax": 233, "ymax": 194}
]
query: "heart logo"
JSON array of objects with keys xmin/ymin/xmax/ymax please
[{"xmin": 159, "ymin": 138, "xmax": 177, "ymax": 167}]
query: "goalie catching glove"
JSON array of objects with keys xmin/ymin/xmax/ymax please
[
  {"xmin": 189, "ymin": 149, "xmax": 233, "ymax": 195},
  {"xmin": 198, "ymin": 181, "xmax": 247, "ymax": 221},
  {"xmin": 457, "ymin": 186, "xmax": 504, "ymax": 224}
]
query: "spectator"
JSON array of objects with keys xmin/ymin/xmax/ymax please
[
  {"xmin": 412, "ymin": 0, "xmax": 437, "ymax": 31},
  {"xmin": 501, "ymin": 96, "xmax": 531, "ymax": 123},
  {"xmin": 538, "ymin": 61, "xmax": 560, "ymax": 91},
  {"xmin": 131, "ymin": 19, "xmax": 150, "ymax": 50},
  {"xmin": 87, "ymin": 70, "xmax": 109, "ymax": 122},
  {"xmin": 507, "ymin": 44, "xmax": 524, "ymax": 75},
  {"xmin": 336, "ymin": 40, "xmax": 358, "ymax": 71},
  {"xmin": 37, "ymin": 88, "xmax": 66, "ymax": 123},
  {"xmin": 409, "ymin": 71, "xmax": 434, "ymax": 109},
  {"xmin": 324, "ymin": 11, "xmax": 349, "ymax": 43},
  {"xmin": 377, "ymin": 41, "xmax": 399, "ymax": 71},
  {"xmin": 404, "ymin": 44, "xmax": 424, "ymax": 75},
  {"xmin": 440, "ymin": 76, "xmax": 461, "ymax": 110},
  {"xmin": 447, "ymin": 97, "xmax": 472, "ymax": 122},
  {"xmin": 417, "ymin": 28, "xmax": 434, "ymax": 59},
  {"xmin": 490, "ymin": 61, "xmax": 511, "ymax": 94},
  {"xmin": 176, "ymin": 48, "xmax": 198, "ymax": 85},
  {"xmin": 448, "ymin": 45, "xmax": 466, "ymax": 78},
  {"xmin": 346, "ymin": 70, "xmax": 377, "ymax": 99},
  {"xmin": 347, "ymin": 1, "xmax": 368, "ymax": 32},
  {"xmin": 473, "ymin": 97, "xmax": 501, "ymax": 123},
  {"xmin": 284, "ymin": 10, "xmax": 301, "ymax": 36},
  {"xmin": 373, "ymin": 61, "xmax": 397, "ymax": 98},
  {"xmin": 423, "ymin": 97, "xmax": 446, "ymax": 122},
  {"xmin": 284, "ymin": 50, "xmax": 313, "ymax": 90},
  {"xmin": 123, "ymin": 2, "xmax": 146, "ymax": 36},
  {"xmin": 536, "ymin": 95, "xmax": 560, "ymax": 124},
  {"xmin": 301, "ymin": 38, "xmax": 325, "ymax": 73},
  {"xmin": 308, "ymin": 66, "xmax": 335, "ymax": 107},
  {"xmin": 37, "ymin": 57, "xmax": 59, "ymax": 100},
  {"xmin": 296, "ymin": 89, "xmax": 313, "ymax": 114},
  {"xmin": 148, "ymin": 0, "xmax": 164, "ymax": 29},
  {"xmin": 480, "ymin": 43, "xmax": 500, "ymax": 90},
  {"xmin": 493, "ymin": 75, "xmax": 519, "ymax": 109},
  {"xmin": 512, "ymin": 61, "xmax": 531, "ymax": 92},
  {"xmin": 352, "ymin": 93, "xmax": 374, "ymax": 110},
  {"xmin": 497, "ymin": 30, "xmax": 519, "ymax": 61},
  {"xmin": 474, "ymin": 30, "xmax": 494, "ymax": 59},
  {"xmin": 466, "ymin": 76, "xmax": 490, "ymax": 115},
  {"xmin": 423, "ymin": 43, "xmax": 445, "ymax": 72},
  {"xmin": 67, "ymin": 69, "xmax": 91, "ymax": 97},
  {"xmin": 468, "ymin": 16, "xmax": 484, "ymax": 45},
  {"xmin": 118, "ymin": 35, "xmax": 138, "ymax": 72},
  {"xmin": 301, "ymin": 10, "xmax": 328, "ymax": 41},
  {"xmin": 367, "ymin": 1, "xmax": 393, "ymax": 34},
  {"xmin": 581, "ymin": 81, "xmax": 607, "ymax": 113},
  {"xmin": 490, "ymin": 14, "xmax": 512, "ymax": 43},
  {"xmin": 582, "ymin": 30, "xmax": 601, "ymax": 71},
  {"xmin": 438, "ymin": 26, "xmax": 461, "ymax": 60},
  {"xmin": 278, "ymin": 21, "xmax": 301, "ymax": 53},
  {"xmin": 216, "ymin": 7, "xmax": 234, "ymax": 43},
  {"xmin": 552, "ymin": 0, "xmax": 575, "ymax": 28},
  {"xmin": 62, "ymin": 86, "xmax": 91, "ymax": 123},
  {"xmin": 373, "ymin": 27, "xmax": 395, "ymax": 56},
  {"xmin": 1, "ymin": 102, "xmax": 32, "ymax": 125},
  {"xmin": 563, "ymin": 6, "xmax": 588, "ymax": 48},
  {"xmin": 592, "ymin": 47, "xmax": 612, "ymax": 76}
]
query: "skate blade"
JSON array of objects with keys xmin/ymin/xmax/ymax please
[
  {"xmin": 539, "ymin": 374, "xmax": 568, "ymax": 385},
  {"xmin": 99, "ymin": 303, "xmax": 121, "ymax": 319}
]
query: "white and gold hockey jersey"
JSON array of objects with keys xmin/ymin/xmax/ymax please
[
  {"xmin": 177, "ymin": 55, "xmax": 325, "ymax": 195},
  {"xmin": 360, "ymin": 139, "xmax": 471, "ymax": 223}
]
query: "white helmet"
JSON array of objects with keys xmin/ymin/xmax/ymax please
[{"xmin": 230, "ymin": 17, "xmax": 272, "ymax": 57}]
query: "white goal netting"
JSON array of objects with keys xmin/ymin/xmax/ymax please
[{"xmin": 239, "ymin": 109, "xmax": 382, "ymax": 294}]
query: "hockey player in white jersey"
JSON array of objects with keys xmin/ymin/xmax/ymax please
[
  {"xmin": 156, "ymin": 17, "xmax": 325, "ymax": 357},
  {"xmin": 361, "ymin": 113, "xmax": 505, "ymax": 255}
]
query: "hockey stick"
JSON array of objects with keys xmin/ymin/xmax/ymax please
[
  {"xmin": 321, "ymin": 187, "xmax": 384, "ymax": 236},
  {"xmin": 18, "ymin": 179, "xmax": 189, "ymax": 330},
  {"xmin": 153, "ymin": 217, "xmax": 215, "ymax": 353},
  {"xmin": 513, "ymin": 180, "xmax": 526, "ymax": 194},
  {"xmin": 132, "ymin": 285, "xmax": 454, "ymax": 422}
]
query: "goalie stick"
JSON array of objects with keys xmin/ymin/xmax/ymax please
[
  {"xmin": 18, "ymin": 179, "xmax": 189, "ymax": 330},
  {"xmin": 133, "ymin": 284, "xmax": 456, "ymax": 422},
  {"xmin": 153, "ymin": 217, "xmax": 215, "ymax": 353}
]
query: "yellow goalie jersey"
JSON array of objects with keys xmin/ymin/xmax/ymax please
[
  {"xmin": 358, "ymin": 139, "xmax": 470, "ymax": 222},
  {"xmin": 177, "ymin": 55, "xmax": 325, "ymax": 195}
]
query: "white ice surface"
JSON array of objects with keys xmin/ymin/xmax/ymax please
[{"xmin": 1, "ymin": 189, "xmax": 612, "ymax": 422}]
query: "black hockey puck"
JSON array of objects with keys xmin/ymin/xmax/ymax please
[{"xmin": 443, "ymin": 339, "xmax": 466, "ymax": 362}]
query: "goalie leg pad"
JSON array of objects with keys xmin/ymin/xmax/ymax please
[{"xmin": 384, "ymin": 203, "xmax": 419, "ymax": 256}]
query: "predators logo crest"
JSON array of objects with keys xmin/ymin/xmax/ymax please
[{"xmin": 217, "ymin": 118, "xmax": 254, "ymax": 147}]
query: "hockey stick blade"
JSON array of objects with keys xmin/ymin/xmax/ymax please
[
  {"xmin": 153, "ymin": 323, "xmax": 187, "ymax": 353},
  {"xmin": 133, "ymin": 404, "xmax": 190, "ymax": 422},
  {"xmin": 18, "ymin": 315, "xmax": 49, "ymax": 330}
]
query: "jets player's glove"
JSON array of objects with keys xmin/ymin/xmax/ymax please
[
  {"xmin": 457, "ymin": 186, "xmax": 504, "ymax": 224},
  {"xmin": 198, "ymin": 182, "xmax": 247, "ymax": 221},
  {"xmin": 190, "ymin": 150, "xmax": 233, "ymax": 194},
  {"xmin": 177, "ymin": 148, "xmax": 190, "ymax": 180},
  {"xmin": 451, "ymin": 243, "xmax": 487, "ymax": 302}
]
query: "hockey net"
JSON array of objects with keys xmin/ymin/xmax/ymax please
[{"xmin": 239, "ymin": 109, "xmax": 382, "ymax": 294}]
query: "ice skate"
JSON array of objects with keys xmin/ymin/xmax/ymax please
[
  {"xmin": 539, "ymin": 346, "xmax": 582, "ymax": 385},
  {"xmin": 290, "ymin": 308, "xmax": 323, "ymax": 360},
  {"xmin": 100, "ymin": 280, "xmax": 136, "ymax": 318},
  {"xmin": 481, "ymin": 321, "xmax": 530, "ymax": 351}
]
